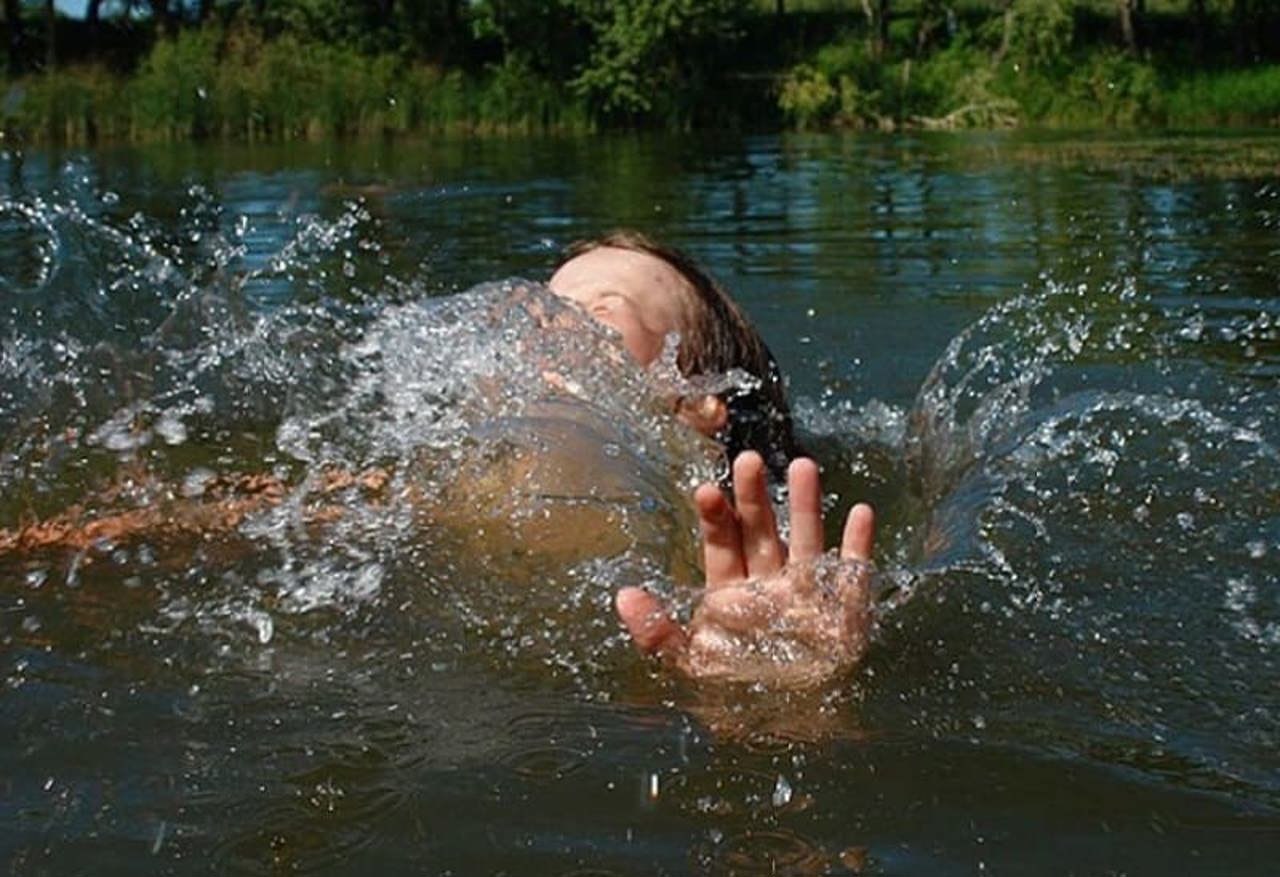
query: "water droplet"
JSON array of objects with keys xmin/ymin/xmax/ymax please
[
  {"xmin": 770, "ymin": 774, "xmax": 793, "ymax": 807},
  {"xmin": 154, "ymin": 414, "xmax": 188, "ymax": 446},
  {"xmin": 248, "ymin": 610, "xmax": 273, "ymax": 644}
]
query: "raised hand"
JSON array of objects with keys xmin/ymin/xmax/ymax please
[{"xmin": 616, "ymin": 451, "xmax": 876, "ymax": 686}]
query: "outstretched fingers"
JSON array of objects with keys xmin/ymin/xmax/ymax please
[
  {"xmin": 733, "ymin": 452, "xmax": 786, "ymax": 577},
  {"xmin": 840, "ymin": 502, "xmax": 876, "ymax": 563},
  {"xmin": 695, "ymin": 482, "xmax": 747, "ymax": 587},
  {"xmin": 786, "ymin": 458, "xmax": 824, "ymax": 562}
]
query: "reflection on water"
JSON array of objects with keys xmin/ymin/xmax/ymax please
[{"xmin": 2, "ymin": 133, "xmax": 1278, "ymax": 874}]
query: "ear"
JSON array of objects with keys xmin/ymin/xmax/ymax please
[{"xmin": 675, "ymin": 394, "xmax": 728, "ymax": 437}]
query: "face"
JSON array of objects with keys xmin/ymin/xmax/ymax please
[{"xmin": 548, "ymin": 246, "xmax": 694, "ymax": 367}]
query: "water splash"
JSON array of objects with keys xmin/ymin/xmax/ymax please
[
  {"xmin": 0, "ymin": 193, "xmax": 725, "ymax": 686},
  {"xmin": 792, "ymin": 269, "xmax": 1280, "ymax": 804}
]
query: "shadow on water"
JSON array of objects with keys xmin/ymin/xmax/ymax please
[{"xmin": 2, "ymin": 134, "xmax": 1278, "ymax": 874}]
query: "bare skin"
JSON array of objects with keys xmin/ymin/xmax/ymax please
[
  {"xmin": 548, "ymin": 246, "xmax": 728, "ymax": 436},
  {"xmin": 4, "ymin": 251, "xmax": 878, "ymax": 688},
  {"xmin": 0, "ymin": 468, "xmax": 388, "ymax": 556},
  {"xmin": 616, "ymin": 450, "xmax": 876, "ymax": 686},
  {"xmin": 549, "ymin": 246, "xmax": 695, "ymax": 367},
  {"xmin": 552, "ymin": 248, "xmax": 878, "ymax": 683}
]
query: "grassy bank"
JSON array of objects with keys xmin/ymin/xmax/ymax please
[
  {"xmin": 778, "ymin": 1, "xmax": 1280, "ymax": 130},
  {"xmin": 781, "ymin": 45, "xmax": 1280, "ymax": 130},
  {"xmin": 2, "ymin": 2, "xmax": 1278, "ymax": 143},
  {"xmin": 3, "ymin": 29, "xmax": 590, "ymax": 143}
]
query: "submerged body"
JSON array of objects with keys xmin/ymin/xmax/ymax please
[
  {"xmin": 2, "ymin": 245, "xmax": 875, "ymax": 688},
  {"xmin": 0, "ymin": 283, "xmax": 715, "ymax": 579}
]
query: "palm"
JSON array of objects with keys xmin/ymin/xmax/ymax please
[{"xmin": 617, "ymin": 452, "xmax": 876, "ymax": 685}]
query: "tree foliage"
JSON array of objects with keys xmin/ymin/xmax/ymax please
[
  {"xmin": 2, "ymin": 0, "xmax": 1279, "ymax": 138},
  {"xmin": 566, "ymin": 0, "xmax": 745, "ymax": 123}
]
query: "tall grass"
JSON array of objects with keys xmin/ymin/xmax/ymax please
[
  {"xmin": 778, "ymin": 32, "xmax": 1280, "ymax": 130},
  {"xmin": 1, "ymin": 22, "xmax": 591, "ymax": 144},
  {"xmin": 1164, "ymin": 66, "xmax": 1280, "ymax": 127}
]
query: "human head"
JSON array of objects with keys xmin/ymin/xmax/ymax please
[{"xmin": 549, "ymin": 229, "xmax": 799, "ymax": 480}]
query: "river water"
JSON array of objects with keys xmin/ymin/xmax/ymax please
[{"xmin": 1, "ymin": 133, "xmax": 1278, "ymax": 875}]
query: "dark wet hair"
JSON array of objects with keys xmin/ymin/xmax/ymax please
[{"xmin": 558, "ymin": 230, "xmax": 800, "ymax": 480}]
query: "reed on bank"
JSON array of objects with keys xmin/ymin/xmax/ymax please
[{"xmin": 3, "ymin": 27, "xmax": 591, "ymax": 143}]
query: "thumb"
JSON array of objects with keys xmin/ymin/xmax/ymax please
[{"xmin": 616, "ymin": 587, "xmax": 687, "ymax": 658}]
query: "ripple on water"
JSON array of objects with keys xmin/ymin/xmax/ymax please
[
  {"xmin": 213, "ymin": 800, "xmax": 382, "ymax": 876},
  {"xmin": 501, "ymin": 710, "xmax": 602, "ymax": 782},
  {"xmin": 205, "ymin": 733, "xmax": 415, "ymax": 875},
  {"xmin": 697, "ymin": 829, "xmax": 832, "ymax": 876},
  {"xmin": 502, "ymin": 744, "xmax": 593, "ymax": 782}
]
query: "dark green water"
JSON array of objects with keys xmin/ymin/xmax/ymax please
[{"xmin": 2, "ymin": 133, "xmax": 1278, "ymax": 875}]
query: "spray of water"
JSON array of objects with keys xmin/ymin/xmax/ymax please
[{"xmin": 1, "ymin": 191, "xmax": 734, "ymax": 682}]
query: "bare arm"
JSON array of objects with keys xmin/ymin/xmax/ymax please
[{"xmin": 0, "ymin": 469, "xmax": 388, "ymax": 557}]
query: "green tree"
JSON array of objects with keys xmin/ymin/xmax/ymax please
[
  {"xmin": 861, "ymin": 0, "xmax": 890, "ymax": 60},
  {"xmin": 567, "ymin": 0, "xmax": 746, "ymax": 124}
]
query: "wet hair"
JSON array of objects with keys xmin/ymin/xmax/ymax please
[{"xmin": 558, "ymin": 230, "xmax": 801, "ymax": 480}]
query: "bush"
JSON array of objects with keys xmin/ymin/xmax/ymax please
[
  {"xmin": 913, "ymin": 44, "xmax": 1020, "ymax": 128},
  {"xmin": 6, "ymin": 67, "xmax": 129, "ymax": 142},
  {"xmin": 778, "ymin": 64, "xmax": 838, "ymax": 128},
  {"xmin": 1165, "ymin": 66, "xmax": 1280, "ymax": 127},
  {"xmin": 129, "ymin": 28, "xmax": 221, "ymax": 138},
  {"xmin": 1064, "ymin": 49, "xmax": 1160, "ymax": 126},
  {"xmin": 1001, "ymin": 0, "xmax": 1075, "ymax": 71}
]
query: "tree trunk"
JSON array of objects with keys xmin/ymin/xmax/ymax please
[
  {"xmin": 1118, "ymin": 0, "xmax": 1137, "ymax": 55},
  {"xmin": 992, "ymin": 0, "xmax": 1014, "ymax": 63},
  {"xmin": 1232, "ymin": 0, "xmax": 1252, "ymax": 62},
  {"xmin": 3, "ymin": 0, "xmax": 23, "ymax": 77},
  {"xmin": 915, "ymin": 0, "xmax": 942, "ymax": 55},
  {"xmin": 870, "ymin": 0, "xmax": 890, "ymax": 59},
  {"xmin": 86, "ymin": 0, "xmax": 102, "ymax": 51},
  {"xmin": 1190, "ymin": 0, "xmax": 1207, "ymax": 61},
  {"xmin": 149, "ymin": 0, "xmax": 175, "ymax": 37},
  {"xmin": 43, "ymin": 0, "xmax": 54, "ymax": 69},
  {"xmin": 197, "ymin": 0, "xmax": 215, "ymax": 22}
]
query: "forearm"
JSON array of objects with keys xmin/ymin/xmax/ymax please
[{"xmin": 0, "ymin": 468, "xmax": 389, "ymax": 557}]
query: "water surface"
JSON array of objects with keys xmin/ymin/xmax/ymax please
[{"xmin": 2, "ymin": 132, "xmax": 1278, "ymax": 875}]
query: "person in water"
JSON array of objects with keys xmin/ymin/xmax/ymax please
[
  {"xmin": 0, "ymin": 230, "xmax": 876, "ymax": 685},
  {"xmin": 545, "ymin": 231, "xmax": 876, "ymax": 683}
]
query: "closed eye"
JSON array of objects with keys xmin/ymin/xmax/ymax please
[{"xmin": 588, "ymin": 291, "xmax": 626, "ymax": 315}]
